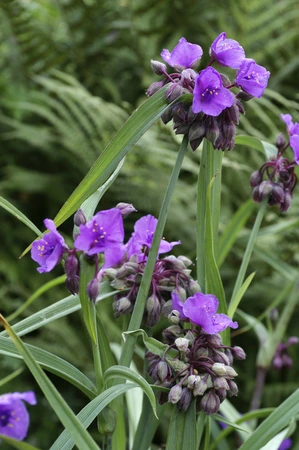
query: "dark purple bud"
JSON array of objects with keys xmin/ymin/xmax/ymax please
[
  {"xmin": 113, "ymin": 297, "xmax": 132, "ymax": 317},
  {"xmin": 281, "ymin": 189, "xmax": 292, "ymax": 211},
  {"xmin": 213, "ymin": 351, "xmax": 230, "ymax": 366},
  {"xmin": 281, "ymin": 354, "xmax": 293, "ymax": 369},
  {"xmin": 206, "ymin": 119, "xmax": 220, "ymax": 145},
  {"xmin": 287, "ymin": 336, "xmax": 299, "ymax": 346},
  {"xmin": 177, "ymin": 387, "xmax": 192, "ymax": 412},
  {"xmin": 250, "ymin": 170, "xmax": 263, "ymax": 187},
  {"xmin": 272, "ymin": 183, "xmax": 285, "ymax": 204},
  {"xmin": 275, "ymin": 133, "xmax": 286, "ymax": 150},
  {"xmin": 161, "ymin": 106, "xmax": 174, "ymax": 124},
  {"xmin": 222, "ymin": 122, "xmax": 235, "ymax": 144},
  {"xmin": 150, "ymin": 59, "xmax": 167, "ymax": 75},
  {"xmin": 219, "ymin": 73, "xmax": 232, "ymax": 87},
  {"xmin": 227, "ymin": 380, "xmax": 238, "ymax": 396},
  {"xmin": 213, "ymin": 377, "xmax": 229, "ymax": 390},
  {"xmin": 224, "ymin": 349, "xmax": 234, "ymax": 365},
  {"xmin": 273, "ymin": 355, "xmax": 283, "ymax": 370},
  {"xmin": 65, "ymin": 275, "xmax": 79, "ymax": 295},
  {"xmin": 156, "ymin": 361, "xmax": 171, "ymax": 382},
  {"xmin": 145, "ymin": 294, "xmax": 161, "ymax": 327},
  {"xmin": 87, "ymin": 278, "xmax": 100, "ymax": 302},
  {"xmin": 200, "ymin": 390, "xmax": 221, "ymax": 415},
  {"xmin": 259, "ymin": 180, "xmax": 273, "ymax": 199},
  {"xmin": 188, "ymin": 122, "xmax": 206, "ymax": 141},
  {"xmin": 65, "ymin": 253, "xmax": 79, "ymax": 278},
  {"xmin": 115, "ymin": 203, "xmax": 137, "ymax": 217},
  {"xmin": 163, "ymin": 325, "xmax": 183, "ymax": 344},
  {"xmin": 236, "ymin": 91, "xmax": 254, "ymax": 102},
  {"xmin": 147, "ymin": 81, "xmax": 165, "ymax": 97},
  {"xmin": 168, "ymin": 385, "xmax": 183, "ymax": 404},
  {"xmin": 74, "ymin": 209, "xmax": 86, "ymax": 226},
  {"xmin": 216, "ymin": 389, "xmax": 227, "ymax": 402},
  {"xmin": 165, "ymin": 83, "xmax": 188, "ymax": 103},
  {"xmin": 231, "ymin": 346, "xmax": 246, "ymax": 360},
  {"xmin": 206, "ymin": 333, "xmax": 223, "ymax": 347}
]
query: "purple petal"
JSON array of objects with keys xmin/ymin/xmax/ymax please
[
  {"xmin": 192, "ymin": 67, "xmax": 234, "ymax": 116},
  {"xmin": 211, "ymin": 313, "xmax": 238, "ymax": 333},
  {"xmin": 161, "ymin": 37, "xmax": 203, "ymax": 71},
  {"xmin": 171, "ymin": 292, "xmax": 186, "ymax": 319},
  {"xmin": 210, "ymin": 32, "xmax": 245, "ymax": 69},
  {"xmin": 0, "ymin": 392, "xmax": 36, "ymax": 441},
  {"xmin": 290, "ymin": 135, "xmax": 299, "ymax": 164},
  {"xmin": 103, "ymin": 244, "xmax": 125, "ymax": 269},
  {"xmin": 235, "ymin": 58, "xmax": 270, "ymax": 98},
  {"xmin": 279, "ymin": 438, "xmax": 292, "ymax": 450}
]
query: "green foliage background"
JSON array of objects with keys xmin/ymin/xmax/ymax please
[{"xmin": 0, "ymin": 0, "xmax": 299, "ymax": 447}]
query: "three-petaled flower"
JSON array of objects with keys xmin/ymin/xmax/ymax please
[
  {"xmin": 161, "ymin": 37, "xmax": 203, "ymax": 71},
  {"xmin": 235, "ymin": 58, "xmax": 270, "ymax": 98},
  {"xmin": 172, "ymin": 291, "xmax": 238, "ymax": 333},
  {"xmin": 0, "ymin": 391, "xmax": 36, "ymax": 441},
  {"xmin": 31, "ymin": 219, "xmax": 67, "ymax": 273},
  {"xmin": 209, "ymin": 32, "xmax": 245, "ymax": 69},
  {"xmin": 281, "ymin": 113, "xmax": 299, "ymax": 164},
  {"xmin": 192, "ymin": 67, "xmax": 235, "ymax": 116}
]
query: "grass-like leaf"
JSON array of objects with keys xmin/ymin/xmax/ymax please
[
  {"xmin": 0, "ymin": 434, "xmax": 41, "ymax": 450},
  {"xmin": 0, "ymin": 196, "xmax": 42, "ymax": 237}
]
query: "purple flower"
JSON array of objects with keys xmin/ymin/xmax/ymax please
[
  {"xmin": 126, "ymin": 215, "xmax": 180, "ymax": 258},
  {"xmin": 172, "ymin": 292, "xmax": 238, "ymax": 334},
  {"xmin": 280, "ymin": 114, "xmax": 299, "ymax": 136},
  {"xmin": 192, "ymin": 67, "xmax": 235, "ymax": 116},
  {"xmin": 161, "ymin": 37, "xmax": 203, "ymax": 71},
  {"xmin": 209, "ymin": 32, "xmax": 245, "ymax": 69},
  {"xmin": 0, "ymin": 391, "xmax": 36, "ymax": 441},
  {"xmin": 290, "ymin": 135, "xmax": 299, "ymax": 164},
  {"xmin": 235, "ymin": 58, "xmax": 270, "ymax": 98},
  {"xmin": 74, "ymin": 208, "xmax": 124, "ymax": 256},
  {"xmin": 31, "ymin": 219, "xmax": 66, "ymax": 273},
  {"xmin": 279, "ymin": 438, "xmax": 292, "ymax": 450}
]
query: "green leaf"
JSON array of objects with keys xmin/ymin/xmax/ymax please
[
  {"xmin": 0, "ymin": 335, "xmax": 97, "ymax": 398},
  {"xmin": 0, "ymin": 316, "xmax": 100, "ymax": 450},
  {"xmin": 239, "ymin": 389, "xmax": 299, "ymax": 450},
  {"xmin": 217, "ymin": 199, "xmax": 256, "ymax": 268},
  {"xmin": 53, "ymin": 88, "xmax": 169, "ymax": 227},
  {"xmin": 103, "ymin": 365, "xmax": 158, "ymax": 419},
  {"xmin": 227, "ymin": 272, "xmax": 256, "ymax": 318},
  {"xmin": 166, "ymin": 403, "xmax": 196, "ymax": 450},
  {"xmin": 50, "ymin": 384, "xmax": 137, "ymax": 450},
  {"xmin": 122, "ymin": 328, "xmax": 170, "ymax": 357},
  {"xmin": 212, "ymin": 414, "xmax": 251, "ymax": 432},
  {"xmin": 235, "ymin": 135, "xmax": 277, "ymax": 160},
  {"xmin": 78, "ymin": 255, "xmax": 97, "ymax": 343},
  {"xmin": 0, "ymin": 434, "xmax": 41, "ymax": 450},
  {"xmin": 0, "ymin": 196, "xmax": 42, "ymax": 237}
]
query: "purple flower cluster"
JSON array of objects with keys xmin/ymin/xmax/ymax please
[
  {"xmin": 273, "ymin": 336, "xmax": 299, "ymax": 370},
  {"xmin": 250, "ymin": 113, "xmax": 299, "ymax": 212},
  {"xmin": 148, "ymin": 33, "xmax": 270, "ymax": 151},
  {"xmin": 147, "ymin": 315, "xmax": 244, "ymax": 414},
  {"xmin": 0, "ymin": 391, "xmax": 36, "ymax": 441}
]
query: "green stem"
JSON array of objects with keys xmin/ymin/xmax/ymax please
[
  {"xmin": 119, "ymin": 135, "xmax": 188, "ymax": 368},
  {"xmin": 196, "ymin": 139, "xmax": 223, "ymax": 290},
  {"xmin": 230, "ymin": 199, "xmax": 267, "ymax": 307},
  {"xmin": 91, "ymin": 303, "xmax": 103, "ymax": 393}
]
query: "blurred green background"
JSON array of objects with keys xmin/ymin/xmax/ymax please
[{"xmin": 1, "ymin": 0, "xmax": 299, "ymax": 447}]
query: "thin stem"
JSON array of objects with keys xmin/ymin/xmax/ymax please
[
  {"xmin": 91, "ymin": 303, "xmax": 103, "ymax": 393},
  {"xmin": 250, "ymin": 366, "xmax": 267, "ymax": 412},
  {"xmin": 119, "ymin": 136, "xmax": 188, "ymax": 368},
  {"xmin": 230, "ymin": 199, "xmax": 268, "ymax": 307}
]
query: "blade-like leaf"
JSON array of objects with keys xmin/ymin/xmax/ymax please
[
  {"xmin": 0, "ymin": 316, "xmax": 100, "ymax": 450},
  {"xmin": 50, "ymin": 384, "xmax": 137, "ymax": 450},
  {"xmin": 235, "ymin": 135, "xmax": 277, "ymax": 160},
  {"xmin": 239, "ymin": 389, "xmax": 299, "ymax": 450},
  {"xmin": 103, "ymin": 365, "xmax": 158, "ymax": 419},
  {"xmin": 0, "ymin": 196, "xmax": 42, "ymax": 237},
  {"xmin": 227, "ymin": 272, "xmax": 256, "ymax": 318},
  {"xmin": 0, "ymin": 434, "xmax": 41, "ymax": 450},
  {"xmin": 54, "ymin": 88, "xmax": 169, "ymax": 227}
]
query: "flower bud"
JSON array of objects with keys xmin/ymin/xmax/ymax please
[
  {"xmin": 113, "ymin": 297, "xmax": 132, "ymax": 317},
  {"xmin": 177, "ymin": 255, "xmax": 193, "ymax": 267},
  {"xmin": 156, "ymin": 361, "xmax": 171, "ymax": 382},
  {"xmin": 150, "ymin": 59, "xmax": 167, "ymax": 75},
  {"xmin": 103, "ymin": 268, "xmax": 118, "ymax": 280},
  {"xmin": 213, "ymin": 377, "xmax": 229, "ymax": 390},
  {"xmin": 227, "ymin": 380, "xmax": 238, "ymax": 396},
  {"xmin": 259, "ymin": 180, "xmax": 273, "ymax": 200},
  {"xmin": 275, "ymin": 133, "xmax": 286, "ymax": 150},
  {"xmin": 231, "ymin": 346, "xmax": 246, "ymax": 360},
  {"xmin": 165, "ymin": 84, "xmax": 188, "ymax": 103},
  {"xmin": 187, "ymin": 375, "xmax": 200, "ymax": 389},
  {"xmin": 145, "ymin": 294, "xmax": 161, "ymax": 327},
  {"xmin": 211, "ymin": 363, "xmax": 226, "ymax": 376},
  {"xmin": 147, "ymin": 81, "xmax": 165, "ymax": 97},
  {"xmin": 206, "ymin": 333, "xmax": 222, "ymax": 347},
  {"xmin": 177, "ymin": 387, "xmax": 192, "ymax": 412},
  {"xmin": 168, "ymin": 385, "xmax": 183, "ymax": 404},
  {"xmin": 74, "ymin": 208, "xmax": 86, "ymax": 226},
  {"xmin": 65, "ymin": 253, "xmax": 79, "ymax": 278},
  {"xmin": 187, "ymin": 280, "xmax": 202, "ymax": 295},
  {"xmin": 287, "ymin": 336, "xmax": 299, "ymax": 346},
  {"xmin": 193, "ymin": 378, "xmax": 208, "ymax": 396},
  {"xmin": 224, "ymin": 366, "xmax": 238, "ymax": 378},
  {"xmin": 111, "ymin": 278, "xmax": 127, "ymax": 290},
  {"xmin": 216, "ymin": 389, "xmax": 227, "ymax": 402},
  {"xmin": 213, "ymin": 351, "xmax": 230, "ymax": 366},
  {"xmin": 115, "ymin": 202, "xmax": 137, "ymax": 217},
  {"xmin": 236, "ymin": 91, "xmax": 254, "ymax": 102},
  {"xmin": 87, "ymin": 278, "xmax": 100, "ymax": 302},
  {"xmin": 250, "ymin": 170, "xmax": 263, "ymax": 187},
  {"xmin": 272, "ymin": 183, "xmax": 285, "ymax": 204},
  {"xmin": 200, "ymin": 390, "xmax": 220, "ymax": 415},
  {"xmin": 206, "ymin": 118, "xmax": 220, "ymax": 145},
  {"xmin": 65, "ymin": 275, "xmax": 79, "ymax": 295},
  {"xmin": 163, "ymin": 325, "xmax": 183, "ymax": 343},
  {"xmin": 168, "ymin": 309, "xmax": 181, "ymax": 324},
  {"xmin": 173, "ymin": 286, "xmax": 186, "ymax": 302},
  {"xmin": 175, "ymin": 337, "xmax": 189, "ymax": 352}
]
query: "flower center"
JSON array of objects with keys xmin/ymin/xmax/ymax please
[
  {"xmin": 92, "ymin": 221, "xmax": 107, "ymax": 245},
  {"xmin": 201, "ymin": 87, "xmax": 219, "ymax": 99}
]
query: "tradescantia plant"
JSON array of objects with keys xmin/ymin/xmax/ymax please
[{"xmin": 0, "ymin": 32, "xmax": 299, "ymax": 450}]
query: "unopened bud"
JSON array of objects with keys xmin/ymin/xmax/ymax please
[
  {"xmin": 150, "ymin": 59, "xmax": 167, "ymax": 75},
  {"xmin": 275, "ymin": 133, "xmax": 286, "ymax": 150},
  {"xmin": 187, "ymin": 279, "xmax": 202, "ymax": 295},
  {"xmin": 177, "ymin": 255, "xmax": 193, "ymax": 267},
  {"xmin": 145, "ymin": 295, "xmax": 161, "ymax": 327},
  {"xmin": 287, "ymin": 336, "xmax": 299, "ymax": 346},
  {"xmin": 200, "ymin": 390, "xmax": 220, "ymax": 415},
  {"xmin": 272, "ymin": 183, "xmax": 285, "ymax": 204},
  {"xmin": 65, "ymin": 253, "xmax": 79, "ymax": 278},
  {"xmin": 156, "ymin": 361, "xmax": 170, "ymax": 382},
  {"xmin": 168, "ymin": 309, "xmax": 181, "ymax": 324},
  {"xmin": 173, "ymin": 286, "xmax": 186, "ymax": 302},
  {"xmin": 177, "ymin": 387, "xmax": 192, "ymax": 412},
  {"xmin": 103, "ymin": 268, "xmax": 117, "ymax": 280},
  {"xmin": 115, "ymin": 202, "xmax": 137, "ymax": 217},
  {"xmin": 111, "ymin": 278, "xmax": 127, "ymax": 290},
  {"xmin": 175, "ymin": 337, "xmax": 189, "ymax": 352},
  {"xmin": 74, "ymin": 208, "xmax": 86, "ymax": 226},
  {"xmin": 216, "ymin": 389, "xmax": 227, "ymax": 402},
  {"xmin": 227, "ymin": 380, "xmax": 238, "ymax": 396},
  {"xmin": 147, "ymin": 81, "xmax": 165, "ymax": 97},
  {"xmin": 65, "ymin": 275, "xmax": 79, "ymax": 295},
  {"xmin": 187, "ymin": 375, "xmax": 200, "ymax": 389},
  {"xmin": 206, "ymin": 333, "xmax": 222, "ymax": 347},
  {"xmin": 113, "ymin": 297, "xmax": 132, "ymax": 317},
  {"xmin": 236, "ymin": 91, "xmax": 254, "ymax": 102},
  {"xmin": 87, "ymin": 278, "xmax": 100, "ymax": 302},
  {"xmin": 206, "ymin": 119, "xmax": 220, "ymax": 145},
  {"xmin": 213, "ymin": 351, "xmax": 230, "ymax": 366},
  {"xmin": 193, "ymin": 378, "xmax": 208, "ymax": 396},
  {"xmin": 168, "ymin": 385, "xmax": 183, "ymax": 404},
  {"xmin": 232, "ymin": 346, "xmax": 246, "ymax": 360},
  {"xmin": 250, "ymin": 170, "xmax": 263, "ymax": 187},
  {"xmin": 211, "ymin": 363, "xmax": 226, "ymax": 376},
  {"xmin": 213, "ymin": 377, "xmax": 229, "ymax": 390},
  {"xmin": 225, "ymin": 366, "xmax": 238, "ymax": 378},
  {"xmin": 259, "ymin": 180, "xmax": 273, "ymax": 200}
]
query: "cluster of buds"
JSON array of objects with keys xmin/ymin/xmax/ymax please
[
  {"xmin": 148, "ymin": 33, "xmax": 270, "ymax": 151},
  {"xmin": 273, "ymin": 336, "xmax": 299, "ymax": 370},
  {"xmin": 105, "ymin": 254, "xmax": 200, "ymax": 327},
  {"xmin": 147, "ymin": 324, "xmax": 245, "ymax": 414},
  {"xmin": 250, "ymin": 114, "xmax": 299, "ymax": 212}
]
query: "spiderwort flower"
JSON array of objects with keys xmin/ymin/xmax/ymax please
[
  {"xmin": 0, "ymin": 391, "xmax": 36, "ymax": 440},
  {"xmin": 235, "ymin": 58, "xmax": 270, "ymax": 98},
  {"xmin": 280, "ymin": 114, "xmax": 299, "ymax": 164},
  {"xmin": 209, "ymin": 32, "xmax": 245, "ymax": 69},
  {"xmin": 161, "ymin": 37, "xmax": 203, "ymax": 71},
  {"xmin": 172, "ymin": 292, "xmax": 238, "ymax": 333},
  {"xmin": 74, "ymin": 208, "xmax": 124, "ymax": 256},
  {"xmin": 31, "ymin": 219, "xmax": 67, "ymax": 273},
  {"xmin": 192, "ymin": 67, "xmax": 235, "ymax": 116}
]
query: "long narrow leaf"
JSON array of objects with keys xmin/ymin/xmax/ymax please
[
  {"xmin": 0, "ymin": 434, "xmax": 41, "ymax": 450},
  {"xmin": 227, "ymin": 272, "xmax": 255, "ymax": 318},
  {"xmin": 0, "ymin": 316, "xmax": 100, "ymax": 450},
  {"xmin": 0, "ymin": 196, "xmax": 42, "ymax": 237}
]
